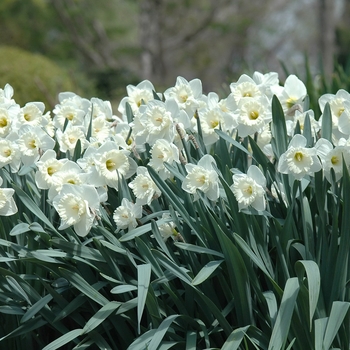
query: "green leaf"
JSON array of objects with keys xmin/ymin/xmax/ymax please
[
  {"xmin": 268, "ymin": 277, "xmax": 300, "ymax": 350},
  {"xmin": 50, "ymin": 238, "xmax": 105, "ymax": 262},
  {"xmin": 42, "ymin": 329, "xmax": 83, "ymax": 350},
  {"xmin": 6, "ymin": 276, "xmax": 31, "ymax": 305},
  {"xmin": 295, "ymin": 260, "xmax": 320, "ymax": 330},
  {"xmin": 125, "ymin": 101, "xmax": 134, "ymax": 124},
  {"xmin": 322, "ymin": 301, "xmax": 350, "ymax": 350},
  {"xmin": 192, "ymin": 260, "xmax": 224, "ymax": 286},
  {"xmin": 174, "ymin": 242, "xmax": 224, "ymax": 258},
  {"xmin": 9, "ymin": 223, "xmax": 30, "ymax": 236},
  {"xmin": 20, "ymin": 294, "xmax": 53, "ymax": 323},
  {"xmin": 11, "ymin": 183, "xmax": 62, "ymax": 237},
  {"xmin": 271, "ymin": 95, "xmax": 288, "ymax": 158},
  {"xmin": 215, "ymin": 129, "xmax": 252, "ymax": 157},
  {"xmin": 59, "ymin": 268, "xmax": 109, "ymax": 306},
  {"xmin": 137, "ymin": 263, "xmax": 151, "ymax": 334},
  {"xmin": 321, "ymin": 102, "xmax": 332, "ymax": 142},
  {"xmin": 148, "ymin": 314, "xmax": 179, "ymax": 349},
  {"xmin": 0, "ymin": 316, "xmax": 47, "ymax": 342},
  {"xmin": 82, "ymin": 301, "xmax": 120, "ymax": 334},
  {"xmin": 221, "ymin": 325, "xmax": 250, "ymax": 350},
  {"xmin": 315, "ymin": 318, "xmax": 328, "ymax": 350},
  {"xmin": 153, "ymin": 250, "xmax": 192, "ymax": 285},
  {"xmin": 110, "ymin": 285, "xmax": 137, "ymax": 294}
]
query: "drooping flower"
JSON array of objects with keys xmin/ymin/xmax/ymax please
[
  {"xmin": 0, "ymin": 176, "xmax": 17, "ymax": 216},
  {"xmin": 182, "ymin": 154, "xmax": 219, "ymax": 201},
  {"xmin": 271, "ymin": 74, "xmax": 307, "ymax": 116},
  {"xmin": 156, "ymin": 213, "xmax": 179, "ymax": 242},
  {"xmin": 52, "ymin": 183, "xmax": 100, "ymax": 237},
  {"xmin": 277, "ymin": 134, "xmax": 322, "ymax": 180},
  {"xmin": 231, "ymin": 165, "xmax": 266, "ymax": 211},
  {"xmin": 128, "ymin": 166, "xmax": 161, "ymax": 206},
  {"xmin": 113, "ymin": 198, "xmax": 142, "ymax": 232}
]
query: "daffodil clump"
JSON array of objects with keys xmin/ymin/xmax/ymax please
[{"xmin": 1, "ymin": 72, "xmax": 350, "ymax": 349}]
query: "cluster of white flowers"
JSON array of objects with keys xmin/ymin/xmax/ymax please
[{"xmin": 2, "ymin": 69, "xmax": 350, "ymax": 236}]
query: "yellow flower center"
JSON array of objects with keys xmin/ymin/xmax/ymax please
[
  {"xmin": 47, "ymin": 166, "xmax": 55, "ymax": 176},
  {"xmin": 243, "ymin": 92, "xmax": 252, "ymax": 97},
  {"xmin": 28, "ymin": 139, "xmax": 36, "ymax": 149},
  {"xmin": 0, "ymin": 117, "xmax": 8, "ymax": 128},
  {"xmin": 3, "ymin": 148, "xmax": 11, "ymax": 157},
  {"xmin": 294, "ymin": 151, "xmax": 303, "ymax": 162},
  {"xmin": 66, "ymin": 113, "xmax": 74, "ymax": 121},
  {"xmin": 106, "ymin": 159, "xmax": 116, "ymax": 171},
  {"xmin": 286, "ymin": 97, "xmax": 297, "ymax": 109},
  {"xmin": 249, "ymin": 111, "xmax": 259, "ymax": 120},
  {"xmin": 211, "ymin": 120, "xmax": 219, "ymax": 128},
  {"xmin": 244, "ymin": 185, "xmax": 253, "ymax": 195},
  {"xmin": 331, "ymin": 156, "xmax": 339, "ymax": 165},
  {"xmin": 338, "ymin": 107, "xmax": 345, "ymax": 117}
]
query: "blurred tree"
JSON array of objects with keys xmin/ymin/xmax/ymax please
[
  {"xmin": 318, "ymin": 0, "xmax": 336, "ymax": 82},
  {"xmin": 0, "ymin": 46, "xmax": 77, "ymax": 108}
]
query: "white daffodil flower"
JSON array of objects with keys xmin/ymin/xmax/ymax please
[
  {"xmin": 53, "ymin": 102, "xmax": 86, "ymax": 129},
  {"xmin": 157, "ymin": 213, "xmax": 179, "ymax": 242},
  {"xmin": 0, "ymin": 84, "xmax": 16, "ymax": 106},
  {"xmin": 164, "ymin": 76, "xmax": 205, "ymax": 117},
  {"xmin": 197, "ymin": 107, "xmax": 223, "ymax": 146},
  {"xmin": 18, "ymin": 124, "xmax": 55, "ymax": 166},
  {"xmin": 55, "ymin": 124, "xmax": 89, "ymax": 154},
  {"xmin": 128, "ymin": 166, "xmax": 161, "ymax": 206},
  {"xmin": 286, "ymin": 109, "xmax": 320, "ymax": 137},
  {"xmin": 149, "ymin": 139, "xmax": 180, "ymax": 179},
  {"xmin": 58, "ymin": 92, "xmax": 91, "ymax": 112},
  {"xmin": 319, "ymin": 89, "xmax": 350, "ymax": 128},
  {"xmin": 231, "ymin": 165, "xmax": 266, "ymax": 211},
  {"xmin": 133, "ymin": 99, "xmax": 178, "ymax": 146},
  {"xmin": 89, "ymin": 116, "xmax": 112, "ymax": 143},
  {"xmin": 252, "ymin": 71, "xmax": 279, "ymax": 99},
  {"xmin": 0, "ymin": 132, "xmax": 21, "ymax": 173},
  {"xmin": 113, "ymin": 198, "xmax": 142, "ymax": 232},
  {"xmin": 47, "ymin": 160, "xmax": 88, "ymax": 201},
  {"xmin": 230, "ymin": 74, "xmax": 262, "ymax": 104},
  {"xmin": 0, "ymin": 104, "xmax": 19, "ymax": 137},
  {"xmin": 118, "ymin": 80, "xmax": 160, "ymax": 119},
  {"xmin": 90, "ymin": 97, "xmax": 114, "ymax": 121},
  {"xmin": 15, "ymin": 102, "xmax": 46, "ymax": 129},
  {"xmin": 52, "ymin": 183, "xmax": 100, "ymax": 237},
  {"xmin": 271, "ymin": 75, "xmax": 306, "ymax": 116},
  {"xmin": 182, "ymin": 154, "xmax": 219, "ymax": 201},
  {"xmin": 235, "ymin": 96, "xmax": 272, "ymax": 138},
  {"xmin": 35, "ymin": 149, "xmax": 69, "ymax": 189},
  {"xmin": 277, "ymin": 134, "xmax": 322, "ymax": 180},
  {"xmin": 315, "ymin": 138, "xmax": 350, "ymax": 182},
  {"xmin": 92, "ymin": 141, "xmax": 137, "ymax": 189},
  {"xmin": 0, "ymin": 176, "xmax": 17, "ymax": 216}
]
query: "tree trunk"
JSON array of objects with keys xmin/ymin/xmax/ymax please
[{"xmin": 319, "ymin": 0, "xmax": 336, "ymax": 81}]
